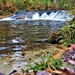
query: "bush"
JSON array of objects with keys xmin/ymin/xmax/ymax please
[{"xmin": 60, "ymin": 22, "xmax": 75, "ymax": 46}]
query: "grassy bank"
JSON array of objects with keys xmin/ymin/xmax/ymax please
[{"xmin": 0, "ymin": 0, "xmax": 75, "ymax": 16}]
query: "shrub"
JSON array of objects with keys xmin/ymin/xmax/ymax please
[{"xmin": 60, "ymin": 22, "xmax": 75, "ymax": 46}]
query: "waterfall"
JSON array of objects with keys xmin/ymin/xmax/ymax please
[{"xmin": 0, "ymin": 10, "xmax": 74, "ymax": 21}]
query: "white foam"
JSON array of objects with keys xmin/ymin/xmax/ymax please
[
  {"xmin": 0, "ymin": 17, "xmax": 14, "ymax": 21},
  {"xmin": 32, "ymin": 13, "xmax": 40, "ymax": 20},
  {"xmin": 0, "ymin": 11, "xmax": 74, "ymax": 21}
]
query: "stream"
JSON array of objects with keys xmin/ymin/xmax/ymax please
[{"xmin": 0, "ymin": 10, "xmax": 74, "ymax": 74}]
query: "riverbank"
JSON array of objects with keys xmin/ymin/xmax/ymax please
[
  {"xmin": 0, "ymin": 14, "xmax": 13, "ymax": 19},
  {"xmin": 0, "ymin": 44, "xmax": 67, "ymax": 75}
]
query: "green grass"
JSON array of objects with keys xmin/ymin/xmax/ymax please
[
  {"xmin": 23, "ymin": 50, "xmax": 62, "ymax": 72},
  {"xmin": 0, "ymin": 0, "xmax": 75, "ymax": 15},
  {"xmin": 59, "ymin": 21, "xmax": 75, "ymax": 46}
]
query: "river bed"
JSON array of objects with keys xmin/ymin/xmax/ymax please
[
  {"xmin": 0, "ymin": 20, "xmax": 66, "ymax": 75},
  {"xmin": 0, "ymin": 43, "xmax": 67, "ymax": 75}
]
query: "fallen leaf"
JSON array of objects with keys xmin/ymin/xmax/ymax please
[
  {"xmin": 71, "ymin": 44, "xmax": 75, "ymax": 50},
  {"xmin": 13, "ymin": 72, "xmax": 21, "ymax": 75},
  {"xmin": 52, "ymin": 70, "xmax": 63, "ymax": 74},
  {"xmin": 68, "ymin": 60, "xmax": 75, "ymax": 65}
]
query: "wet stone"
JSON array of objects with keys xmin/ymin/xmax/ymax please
[{"xmin": 0, "ymin": 73, "xmax": 5, "ymax": 75}]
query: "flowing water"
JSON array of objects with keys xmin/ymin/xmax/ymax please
[
  {"xmin": 0, "ymin": 10, "xmax": 74, "ymax": 21},
  {"xmin": 0, "ymin": 10, "xmax": 74, "ymax": 74},
  {"xmin": 0, "ymin": 20, "xmax": 66, "ymax": 53}
]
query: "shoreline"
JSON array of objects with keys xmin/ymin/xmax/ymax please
[
  {"xmin": 0, "ymin": 44, "xmax": 67, "ymax": 74},
  {"xmin": 0, "ymin": 14, "xmax": 14, "ymax": 19}
]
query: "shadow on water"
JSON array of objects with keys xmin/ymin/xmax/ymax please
[{"xmin": 0, "ymin": 20, "xmax": 66, "ymax": 54}]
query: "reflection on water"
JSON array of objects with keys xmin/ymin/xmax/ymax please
[{"xmin": 0, "ymin": 20, "xmax": 66, "ymax": 52}]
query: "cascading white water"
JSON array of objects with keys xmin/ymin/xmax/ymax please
[
  {"xmin": 32, "ymin": 13, "xmax": 40, "ymax": 20},
  {"xmin": 0, "ymin": 10, "xmax": 74, "ymax": 21}
]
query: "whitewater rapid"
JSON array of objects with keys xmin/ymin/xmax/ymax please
[{"xmin": 0, "ymin": 10, "xmax": 74, "ymax": 21}]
